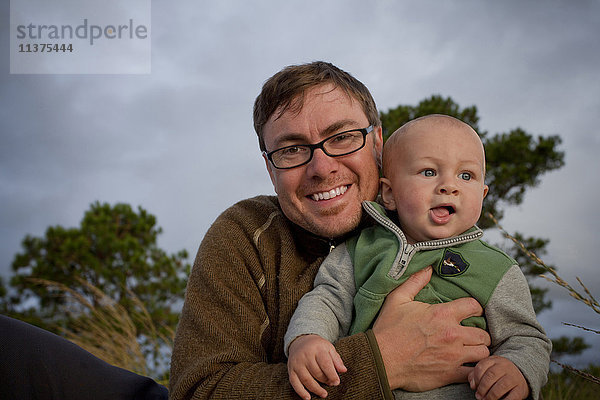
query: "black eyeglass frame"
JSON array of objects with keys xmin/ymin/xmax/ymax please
[{"xmin": 263, "ymin": 125, "xmax": 374, "ymax": 170}]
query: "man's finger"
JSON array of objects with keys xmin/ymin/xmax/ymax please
[
  {"xmin": 443, "ymin": 297, "xmax": 485, "ymax": 322},
  {"xmin": 462, "ymin": 344, "xmax": 491, "ymax": 367},
  {"xmin": 386, "ymin": 266, "xmax": 433, "ymax": 304},
  {"xmin": 459, "ymin": 326, "xmax": 491, "ymax": 347}
]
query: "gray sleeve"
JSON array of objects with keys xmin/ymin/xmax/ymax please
[
  {"xmin": 485, "ymin": 265, "xmax": 552, "ymax": 400},
  {"xmin": 283, "ymin": 243, "xmax": 357, "ymax": 357}
]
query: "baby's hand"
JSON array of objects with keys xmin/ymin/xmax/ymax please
[
  {"xmin": 287, "ymin": 334, "xmax": 347, "ymax": 400},
  {"xmin": 468, "ymin": 355, "xmax": 529, "ymax": 400}
]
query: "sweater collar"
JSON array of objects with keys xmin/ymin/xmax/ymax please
[{"xmin": 287, "ymin": 211, "xmax": 374, "ymax": 258}]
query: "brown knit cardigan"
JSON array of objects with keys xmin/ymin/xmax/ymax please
[{"xmin": 169, "ymin": 195, "xmax": 392, "ymax": 399}]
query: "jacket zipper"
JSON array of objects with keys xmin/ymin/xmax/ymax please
[{"xmin": 362, "ymin": 202, "xmax": 483, "ymax": 279}]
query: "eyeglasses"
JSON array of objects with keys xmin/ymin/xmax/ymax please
[{"xmin": 263, "ymin": 125, "xmax": 374, "ymax": 169}]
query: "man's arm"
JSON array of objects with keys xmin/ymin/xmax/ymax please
[
  {"xmin": 169, "ymin": 198, "xmax": 388, "ymax": 399},
  {"xmin": 372, "ymin": 266, "xmax": 492, "ymax": 392}
]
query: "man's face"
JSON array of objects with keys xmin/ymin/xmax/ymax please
[
  {"xmin": 262, "ymin": 84, "xmax": 382, "ymax": 238},
  {"xmin": 381, "ymin": 120, "xmax": 488, "ymax": 243}
]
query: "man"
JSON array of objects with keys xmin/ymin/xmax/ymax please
[{"xmin": 169, "ymin": 61, "xmax": 491, "ymax": 399}]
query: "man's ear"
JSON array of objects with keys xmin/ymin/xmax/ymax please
[
  {"xmin": 380, "ymin": 177, "xmax": 397, "ymax": 210},
  {"xmin": 263, "ymin": 153, "xmax": 277, "ymax": 193}
]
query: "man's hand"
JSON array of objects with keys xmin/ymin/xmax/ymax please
[
  {"xmin": 372, "ymin": 266, "xmax": 491, "ymax": 391},
  {"xmin": 468, "ymin": 355, "xmax": 529, "ymax": 400},
  {"xmin": 287, "ymin": 334, "xmax": 347, "ymax": 400}
]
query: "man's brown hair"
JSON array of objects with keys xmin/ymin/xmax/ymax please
[{"xmin": 253, "ymin": 61, "xmax": 381, "ymax": 152}]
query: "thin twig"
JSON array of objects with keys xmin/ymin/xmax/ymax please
[
  {"xmin": 486, "ymin": 212, "xmax": 600, "ymax": 314},
  {"xmin": 551, "ymin": 359, "xmax": 600, "ymax": 386},
  {"xmin": 562, "ymin": 322, "xmax": 600, "ymax": 335}
]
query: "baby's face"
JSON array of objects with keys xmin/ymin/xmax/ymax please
[{"xmin": 381, "ymin": 120, "xmax": 488, "ymax": 244}]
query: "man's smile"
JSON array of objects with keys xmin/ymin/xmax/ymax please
[{"xmin": 309, "ymin": 185, "xmax": 349, "ymax": 201}]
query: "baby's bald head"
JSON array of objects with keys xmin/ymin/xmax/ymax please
[{"xmin": 383, "ymin": 114, "xmax": 485, "ymax": 179}]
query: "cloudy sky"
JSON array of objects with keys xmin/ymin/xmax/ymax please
[{"xmin": 2, "ymin": 1, "xmax": 599, "ymax": 366}]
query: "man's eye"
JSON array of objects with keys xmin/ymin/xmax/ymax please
[
  {"xmin": 420, "ymin": 169, "xmax": 436, "ymax": 177},
  {"xmin": 459, "ymin": 172, "xmax": 472, "ymax": 181},
  {"xmin": 332, "ymin": 134, "xmax": 351, "ymax": 142},
  {"xmin": 281, "ymin": 146, "xmax": 306, "ymax": 156}
]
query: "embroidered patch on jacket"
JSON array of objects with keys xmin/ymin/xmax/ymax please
[{"xmin": 438, "ymin": 249, "xmax": 470, "ymax": 276}]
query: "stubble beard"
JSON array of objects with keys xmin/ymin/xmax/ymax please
[
  {"xmin": 303, "ymin": 200, "xmax": 363, "ymax": 239},
  {"xmin": 305, "ymin": 213, "xmax": 361, "ymax": 239}
]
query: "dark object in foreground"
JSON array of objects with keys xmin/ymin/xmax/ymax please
[{"xmin": 0, "ymin": 314, "xmax": 168, "ymax": 400}]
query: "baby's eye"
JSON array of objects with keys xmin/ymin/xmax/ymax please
[
  {"xmin": 420, "ymin": 169, "xmax": 436, "ymax": 177},
  {"xmin": 459, "ymin": 172, "xmax": 472, "ymax": 181}
]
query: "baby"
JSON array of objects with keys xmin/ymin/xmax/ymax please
[{"xmin": 284, "ymin": 115, "xmax": 551, "ymax": 400}]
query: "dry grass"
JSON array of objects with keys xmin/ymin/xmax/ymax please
[
  {"xmin": 487, "ymin": 212, "xmax": 599, "ymax": 391},
  {"xmin": 487, "ymin": 213, "xmax": 599, "ymax": 315},
  {"xmin": 30, "ymin": 277, "xmax": 173, "ymax": 385}
]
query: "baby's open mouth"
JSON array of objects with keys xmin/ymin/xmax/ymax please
[
  {"xmin": 431, "ymin": 205, "xmax": 455, "ymax": 218},
  {"xmin": 442, "ymin": 205, "xmax": 455, "ymax": 214}
]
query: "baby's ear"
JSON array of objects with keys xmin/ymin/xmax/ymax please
[{"xmin": 380, "ymin": 177, "xmax": 397, "ymax": 210}]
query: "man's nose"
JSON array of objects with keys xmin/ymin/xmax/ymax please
[{"xmin": 305, "ymin": 148, "xmax": 338, "ymax": 178}]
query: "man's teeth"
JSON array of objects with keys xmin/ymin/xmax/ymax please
[{"xmin": 311, "ymin": 186, "xmax": 347, "ymax": 201}]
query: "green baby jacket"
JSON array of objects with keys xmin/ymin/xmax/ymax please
[{"xmin": 346, "ymin": 201, "xmax": 516, "ymax": 334}]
